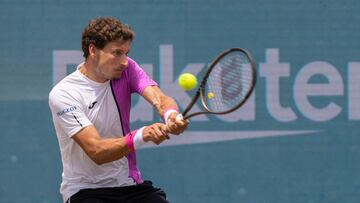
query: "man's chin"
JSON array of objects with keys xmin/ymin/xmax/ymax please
[{"xmin": 109, "ymin": 73, "xmax": 122, "ymax": 80}]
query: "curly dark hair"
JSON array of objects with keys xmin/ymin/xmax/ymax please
[{"xmin": 81, "ymin": 17, "xmax": 135, "ymax": 58}]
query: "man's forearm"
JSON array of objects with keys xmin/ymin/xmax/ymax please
[
  {"xmin": 158, "ymin": 95, "xmax": 179, "ymax": 117},
  {"xmin": 85, "ymin": 137, "xmax": 131, "ymax": 165}
]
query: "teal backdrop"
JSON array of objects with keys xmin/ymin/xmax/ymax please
[{"xmin": 1, "ymin": 0, "xmax": 360, "ymax": 202}]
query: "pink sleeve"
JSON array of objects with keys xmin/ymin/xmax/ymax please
[{"xmin": 128, "ymin": 57, "xmax": 158, "ymax": 94}]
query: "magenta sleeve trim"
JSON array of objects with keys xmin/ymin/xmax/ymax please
[{"xmin": 125, "ymin": 130, "xmax": 137, "ymax": 152}]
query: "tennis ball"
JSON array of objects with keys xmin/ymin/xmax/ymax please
[
  {"xmin": 178, "ymin": 73, "xmax": 198, "ymax": 91},
  {"xmin": 208, "ymin": 92, "xmax": 215, "ymax": 99}
]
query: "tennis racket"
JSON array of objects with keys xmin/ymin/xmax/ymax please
[{"xmin": 178, "ymin": 48, "xmax": 257, "ymax": 120}]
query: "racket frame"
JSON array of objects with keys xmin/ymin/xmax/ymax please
[{"xmin": 182, "ymin": 48, "xmax": 257, "ymax": 119}]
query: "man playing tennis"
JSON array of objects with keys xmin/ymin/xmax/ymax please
[{"xmin": 49, "ymin": 16, "xmax": 187, "ymax": 203}]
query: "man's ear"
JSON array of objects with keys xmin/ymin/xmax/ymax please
[{"xmin": 88, "ymin": 44, "xmax": 97, "ymax": 58}]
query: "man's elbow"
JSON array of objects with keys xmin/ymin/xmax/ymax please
[
  {"xmin": 93, "ymin": 159, "xmax": 106, "ymax": 165},
  {"xmin": 86, "ymin": 147, "xmax": 107, "ymax": 165}
]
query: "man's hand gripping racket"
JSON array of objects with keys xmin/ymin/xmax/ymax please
[{"xmin": 167, "ymin": 48, "xmax": 257, "ymax": 134}]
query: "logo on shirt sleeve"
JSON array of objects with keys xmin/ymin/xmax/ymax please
[{"xmin": 57, "ymin": 106, "xmax": 77, "ymax": 116}]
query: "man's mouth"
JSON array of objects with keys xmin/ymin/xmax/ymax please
[{"xmin": 114, "ymin": 68, "xmax": 124, "ymax": 72}]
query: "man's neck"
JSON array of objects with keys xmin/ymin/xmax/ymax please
[{"xmin": 79, "ymin": 61, "xmax": 107, "ymax": 83}]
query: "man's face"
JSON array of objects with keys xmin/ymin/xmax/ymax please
[{"xmin": 92, "ymin": 40, "xmax": 131, "ymax": 82}]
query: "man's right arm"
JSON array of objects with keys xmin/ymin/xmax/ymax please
[
  {"xmin": 72, "ymin": 125, "xmax": 130, "ymax": 165},
  {"xmin": 72, "ymin": 123, "xmax": 169, "ymax": 165}
]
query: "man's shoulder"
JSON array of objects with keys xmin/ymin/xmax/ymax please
[
  {"xmin": 127, "ymin": 57, "xmax": 141, "ymax": 70},
  {"xmin": 49, "ymin": 71, "xmax": 83, "ymax": 100}
]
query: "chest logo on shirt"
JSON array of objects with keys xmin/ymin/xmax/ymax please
[{"xmin": 88, "ymin": 101, "xmax": 98, "ymax": 109}]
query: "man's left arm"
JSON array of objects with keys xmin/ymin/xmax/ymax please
[{"xmin": 141, "ymin": 86, "xmax": 188, "ymax": 135}]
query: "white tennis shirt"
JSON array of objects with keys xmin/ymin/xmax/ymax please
[{"xmin": 49, "ymin": 64, "xmax": 135, "ymax": 202}]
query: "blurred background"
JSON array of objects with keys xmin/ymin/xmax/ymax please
[{"xmin": 1, "ymin": 0, "xmax": 360, "ymax": 202}]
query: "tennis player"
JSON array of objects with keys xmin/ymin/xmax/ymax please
[{"xmin": 49, "ymin": 16, "xmax": 187, "ymax": 203}]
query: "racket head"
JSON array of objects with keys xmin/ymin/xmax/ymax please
[{"xmin": 200, "ymin": 48, "xmax": 257, "ymax": 114}]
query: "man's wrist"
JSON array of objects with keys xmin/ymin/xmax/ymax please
[
  {"xmin": 133, "ymin": 127, "xmax": 146, "ymax": 150},
  {"xmin": 125, "ymin": 127, "xmax": 146, "ymax": 151},
  {"xmin": 163, "ymin": 107, "xmax": 179, "ymax": 124}
]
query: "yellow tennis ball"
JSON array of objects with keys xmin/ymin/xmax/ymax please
[
  {"xmin": 208, "ymin": 92, "xmax": 215, "ymax": 99},
  {"xmin": 178, "ymin": 73, "xmax": 198, "ymax": 91}
]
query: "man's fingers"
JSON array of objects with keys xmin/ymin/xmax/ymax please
[
  {"xmin": 155, "ymin": 124, "xmax": 170, "ymax": 141},
  {"xmin": 160, "ymin": 126, "xmax": 170, "ymax": 139}
]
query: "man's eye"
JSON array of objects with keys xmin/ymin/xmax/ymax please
[
  {"xmin": 113, "ymin": 51, "xmax": 122, "ymax": 56},
  {"xmin": 112, "ymin": 50, "xmax": 129, "ymax": 57}
]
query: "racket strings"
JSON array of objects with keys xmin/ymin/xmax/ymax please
[{"xmin": 205, "ymin": 51, "xmax": 254, "ymax": 112}]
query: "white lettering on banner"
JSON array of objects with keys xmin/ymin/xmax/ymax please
[
  {"xmin": 294, "ymin": 61, "xmax": 344, "ymax": 121},
  {"xmin": 52, "ymin": 45, "xmax": 360, "ymax": 122},
  {"xmin": 260, "ymin": 49, "xmax": 297, "ymax": 122},
  {"xmin": 348, "ymin": 62, "xmax": 360, "ymax": 120}
]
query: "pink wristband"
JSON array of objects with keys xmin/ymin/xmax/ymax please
[
  {"xmin": 124, "ymin": 131, "xmax": 136, "ymax": 152},
  {"xmin": 125, "ymin": 127, "xmax": 146, "ymax": 151}
]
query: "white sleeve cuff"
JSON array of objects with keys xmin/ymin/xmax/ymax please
[
  {"xmin": 164, "ymin": 109, "xmax": 179, "ymax": 124},
  {"xmin": 133, "ymin": 127, "xmax": 146, "ymax": 150}
]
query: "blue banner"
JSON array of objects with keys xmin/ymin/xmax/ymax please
[{"xmin": 0, "ymin": 0, "xmax": 359, "ymax": 202}]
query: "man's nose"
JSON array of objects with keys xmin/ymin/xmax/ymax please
[{"xmin": 119, "ymin": 56, "xmax": 128, "ymax": 67}]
